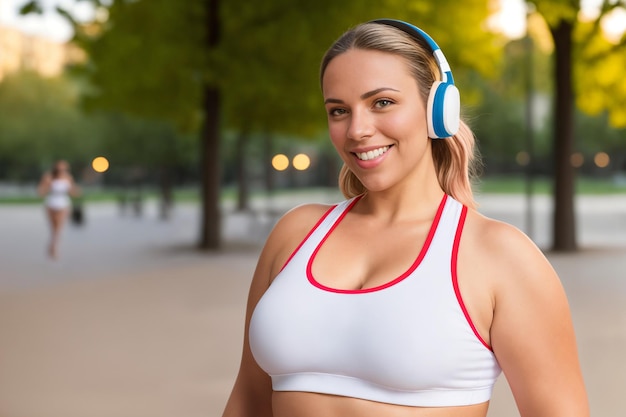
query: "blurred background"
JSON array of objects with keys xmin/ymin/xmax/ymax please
[
  {"xmin": 0, "ymin": 0, "xmax": 624, "ymax": 416},
  {"xmin": 0, "ymin": 0, "xmax": 624, "ymax": 249}
]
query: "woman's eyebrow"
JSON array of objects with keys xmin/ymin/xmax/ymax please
[
  {"xmin": 360, "ymin": 87, "xmax": 399, "ymax": 99},
  {"xmin": 324, "ymin": 87, "xmax": 400, "ymax": 105}
]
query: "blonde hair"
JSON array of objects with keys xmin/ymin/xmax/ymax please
[{"xmin": 320, "ymin": 22, "xmax": 480, "ymax": 209}]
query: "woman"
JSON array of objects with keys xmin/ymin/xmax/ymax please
[
  {"xmin": 38, "ymin": 160, "xmax": 80, "ymax": 259},
  {"xmin": 222, "ymin": 19, "xmax": 588, "ymax": 416}
]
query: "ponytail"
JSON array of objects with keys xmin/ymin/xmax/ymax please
[{"xmin": 431, "ymin": 120, "xmax": 481, "ymax": 209}]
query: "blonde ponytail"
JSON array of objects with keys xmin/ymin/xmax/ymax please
[{"xmin": 431, "ymin": 120, "xmax": 481, "ymax": 209}]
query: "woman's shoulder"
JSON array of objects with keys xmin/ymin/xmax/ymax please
[
  {"xmin": 462, "ymin": 208, "xmax": 557, "ymax": 287},
  {"xmin": 260, "ymin": 201, "xmax": 339, "ymax": 276},
  {"xmin": 271, "ymin": 202, "xmax": 338, "ymax": 241},
  {"xmin": 464, "ymin": 209, "xmax": 533, "ymax": 250}
]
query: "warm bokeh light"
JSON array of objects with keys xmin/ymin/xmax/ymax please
[
  {"xmin": 594, "ymin": 152, "xmax": 610, "ymax": 168},
  {"xmin": 272, "ymin": 154, "xmax": 289, "ymax": 171},
  {"xmin": 92, "ymin": 156, "xmax": 110, "ymax": 173},
  {"xmin": 516, "ymin": 151, "xmax": 530, "ymax": 166},
  {"xmin": 598, "ymin": 8, "xmax": 626, "ymax": 43},
  {"xmin": 292, "ymin": 153, "xmax": 311, "ymax": 171},
  {"xmin": 570, "ymin": 152, "xmax": 584, "ymax": 168}
]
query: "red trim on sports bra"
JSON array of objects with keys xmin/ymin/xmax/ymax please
[
  {"xmin": 279, "ymin": 203, "xmax": 342, "ymax": 272},
  {"xmin": 451, "ymin": 206, "xmax": 493, "ymax": 351},
  {"xmin": 308, "ymin": 194, "xmax": 448, "ymax": 294}
]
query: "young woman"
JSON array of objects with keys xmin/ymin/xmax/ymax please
[
  {"xmin": 38, "ymin": 160, "xmax": 80, "ymax": 259},
  {"xmin": 222, "ymin": 19, "xmax": 588, "ymax": 417}
]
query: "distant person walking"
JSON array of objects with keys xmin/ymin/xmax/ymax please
[{"xmin": 37, "ymin": 160, "xmax": 80, "ymax": 259}]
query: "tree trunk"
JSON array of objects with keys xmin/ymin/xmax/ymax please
[
  {"xmin": 550, "ymin": 20, "xmax": 577, "ymax": 252},
  {"xmin": 263, "ymin": 133, "xmax": 275, "ymax": 195},
  {"xmin": 159, "ymin": 165, "xmax": 173, "ymax": 221},
  {"xmin": 235, "ymin": 130, "xmax": 250, "ymax": 211},
  {"xmin": 199, "ymin": 0, "xmax": 221, "ymax": 249}
]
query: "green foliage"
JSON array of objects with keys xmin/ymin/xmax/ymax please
[
  {"xmin": 216, "ymin": 0, "xmax": 501, "ymax": 135},
  {"xmin": 64, "ymin": 0, "xmax": 500, "ymax": 140},
  {"xmin": 533, "ymin": 0, "xmax": 579, "ymax": 27},
  {"xmin": 18, "ymin": 0, "xmax": 43, "ymax": 15},
  {"xmin": 0, "ymin": 72, "xmax": 101, "ymax": 178},
  {"xmin": 530, "ymin": 0, "xmax": 626, "ymax": 128},
  {"xmin": 94, "ymin": 112, "xmax": 198, "ymax": 180},
  {"xmin": 575, "ymin": 110, "xmax": 626, "ymax": 154},
  {"xmin": 574, "ymin": 19, "xmax": 626, "ymax": 127},
  {"xmin": 71, "ymin": 0, "xmax": 207, "ymax": 132},
  {"xmin": 0, "ymin": 70, "xmax": 196, "ymax": 182}
]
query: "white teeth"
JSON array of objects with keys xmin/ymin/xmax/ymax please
[{"xmin": 355, "ymin": 146, "xmax": 389, "ymax": 161}]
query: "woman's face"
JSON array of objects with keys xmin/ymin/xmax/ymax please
[
  {"xmin": 322, "ymin": 48, "xmax": 432, "ymax": 194},
  {"xmin": 55, "ymin": 161, "xmax": 69, "ymax": 173}
]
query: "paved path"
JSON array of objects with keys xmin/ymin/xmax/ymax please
[{"xmin": 0, "ymin": 191, "xmax": 624, "ymax": 416}]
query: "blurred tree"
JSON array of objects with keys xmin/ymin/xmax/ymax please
[
  {"xmin": 0, "ymin": 72, "xmax": 101, "ymax": 180},
  {"xmin": 529, "ymin": 0, "xmax": 626, "ymax": 251},
  {"xmin": 95, "ymin": 113, "xmax": 197, "ymax": 219},
  {"xmin": 20, "ymin": 0, "xmax": 500, "ymax": 249},
  {"xmin": 470, "ymin": 27, "xmax": 554, "ymax": 175},
  {"xmin": 574, "ymin": 110, "xmax": 626, "ymax": 170}
]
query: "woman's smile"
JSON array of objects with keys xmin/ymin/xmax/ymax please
[{"xmin": 354, "ymin": 145, "xmax": 391, "ymax": 161}]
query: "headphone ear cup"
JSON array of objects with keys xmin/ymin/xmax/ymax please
[{"xmin": 427, "ymin": 81, "xmax": 460, "ymax": 139}]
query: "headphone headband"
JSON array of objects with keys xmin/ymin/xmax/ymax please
[
  {"xmin": 369, "ymin": 18, "xmax": 453, "ymax": 85},
  {"xmin": 368, "ymin": 18, "xmax": 460, "ymax": 138}
]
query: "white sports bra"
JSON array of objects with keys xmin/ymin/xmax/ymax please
[{"xmin": 249, "ymin": 195, "xmax": 501, "ymax": 407}]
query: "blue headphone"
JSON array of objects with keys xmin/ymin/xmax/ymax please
[{"xmin": 370, "ymin": 19, "xmax": 460, "ymax": 139}]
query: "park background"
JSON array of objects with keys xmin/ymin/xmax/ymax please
[{"xmin": 0, "ymin": 0, "xmax": 625, "ymax": 416}]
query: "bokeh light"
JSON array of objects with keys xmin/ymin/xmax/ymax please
[
  {"xmin": 292, "ymin": 153, "xmax": 311, "ymax": 171},
  {"xmin": 570, "ymin": 152, "xmax": 584, "ymax": 168},
  {"xmin": 516, "ymin": 151, "xmax": 530, "ymax": 166},
  {"xmin": 92, "ymin": 156, "xmax": 110, "ymax": 173},
  {"xmin": 594, "ymin": 152, "xmax": 610, "ymax": 168},
  {"xmin": 272, "ymin": 154, "xmax": 289, "ymax": 171}
]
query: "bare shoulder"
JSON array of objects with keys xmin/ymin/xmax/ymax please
[
  {"xmin": 461, "ymin": 209, "xmax": 554, "ymax": 287},
  {"xmin": 39, "ymin": 172, "xmax": 52, "ymax": 183},
  {"xmin": 276, "ymin": 202, "xmax": 333, "ymax": 229},
  {"xmin": 463, "ymin": 210, "xmax": 588, "ymax": 415},
  {"xmin": 463, "ymin": 209, "xmax": 536, "ymax": 253},
  {"xmin": 263, "ymin": 203, "xmax": 334, "ymax": 276},
  {"xmin": 37, "ymin": 172, "xmax": 52, "ymax": 195}
]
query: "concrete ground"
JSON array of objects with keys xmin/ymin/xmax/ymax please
[{"xmin": 0, "ymin": 191, "xmax": 624, "ymax": 417}]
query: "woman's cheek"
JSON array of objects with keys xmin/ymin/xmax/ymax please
[{"xmin": 328, "ymin": 124, "xmax": 346, "ymax": 148}]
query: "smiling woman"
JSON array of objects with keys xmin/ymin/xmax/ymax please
[{"xmin": 221, "ymin": 18, "xmax": 589, "ymax": 417}]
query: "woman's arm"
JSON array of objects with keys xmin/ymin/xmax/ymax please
[
  {"xmin": 486, "ymin": 221, "xmax": 589, "ymax": 416},
  {"xmin": 221, "ymin": 245, "xmax": 274, "ymax": 416},
  {"xmin": 37, "ymin": 173, "xmax": 51, "ymax": 197},
  {"xmin": 68, "ymin": 175, "xmax": 81, "ymax": 198}
]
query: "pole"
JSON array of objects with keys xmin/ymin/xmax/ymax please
[{"xmin": 524, "ymin": 2, "xmax": 535, "ymax": 239}]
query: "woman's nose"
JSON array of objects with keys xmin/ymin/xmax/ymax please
[{"xmin": 346, "ymin": 109, "xmax": 375, "ymax": 140}]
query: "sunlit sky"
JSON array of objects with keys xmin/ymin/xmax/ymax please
[
  {"xmin": 0, "ymin": 0, "xmax": 92, "ymax": 42},
  {"xmin": 0, "ymin": 0, "xmax": 624, "ymax": 42}
]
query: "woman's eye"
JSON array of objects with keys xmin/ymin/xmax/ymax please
[
  {"xmin": 329, "ymin": 108, "xmax": 348, "ymax": 116},
  {"xmin": 374, "ymin": 99, "xmax": 393, "ymax": 109}
]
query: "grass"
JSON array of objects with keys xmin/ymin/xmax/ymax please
[
  {"xmin": 1, "ymin": 176, "xmax": 624, "ymax": 205},
  {"xmin": 474, "ymin": 176, "xmax": 626, "ymax": 195}
]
